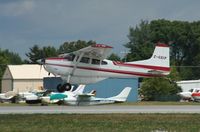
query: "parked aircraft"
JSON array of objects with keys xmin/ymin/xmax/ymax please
[
  {"xmin": 38, "ymin": 43, "xmax": 170, "ymax": 92},
  {"xmin": 41, "ymin": 87, "xmax": 132, "ymax": 106},
  {"xmin": 0, "ymin": 91, "xmax": 17, "ymax": 103},
  {"xmin": 25, "ymin": 85, "xmax": 86, "ymax": 104},
  {"xmin": 177, "ymin": 88, "xmax": 200, "ymax": 101},
  {"xmin": 191, "ymin": 91, "xmax": 200, "ymax": 102}
]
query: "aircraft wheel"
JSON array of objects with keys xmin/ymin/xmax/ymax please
[
  {"xmin": 57, "ymin": 84, "xmax": 64, "ymax": 92},
  {"xmin": 62, "ymin": 83, "xmax": 72, "ymax": 91},
  {"xmin": 57, "ymin": 83, "xmax": 72, "ymax": 92}
]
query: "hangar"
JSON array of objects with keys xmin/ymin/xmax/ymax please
[
  {"xmin": 1, "ymin": 65, "xmax": 53, "ymax": 93},
  {"xmin": 177, "ymin": 80, "xmax": 200, "ymax": 92}
]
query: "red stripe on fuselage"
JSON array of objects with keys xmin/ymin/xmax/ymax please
[
  {"xmin": 46, "ymin": 58, "xmax": 170, "ymax": 72},
  {"xmin": 192, "ymin": 93, "xmax": 200, "ymax": 97},
  {"xmin": 45, "ymin": 63, "xmax": 165, "ymax": 77},
  {"xmin": 156, "ymin": 43, "xmax": 169, "ymax": 47},
  {"xmin": 113, "ymin": 61, "xmax": 170, "ymax": 72}
]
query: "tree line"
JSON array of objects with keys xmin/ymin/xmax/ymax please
[
  {"xmin": 125, "ymin": 19, "xmax": 200, "ymax": 100},
  {"xmin": 1, "ymin": 19, "xmax": 200, "ymax": 100}
]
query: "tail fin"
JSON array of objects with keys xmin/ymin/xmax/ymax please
[
  {"xmin": 108, "ymin": 87, "xmax": 132, "ymax": 102},
  {"xmin": 128, "ymin": 43, "xmax": 170, "ymax": 74},
  {"xmin": 73, "ymin": 85, "xmax": 86, "ymax": 94},
  {"xmin": 89, "ymin": 90, "xmax": 96, "ymax": 95},
  {"xmin": 148, "ymin": 43, "xmax": 169, "ymax": 68}
]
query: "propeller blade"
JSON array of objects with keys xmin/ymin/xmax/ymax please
[{"xmin": 37, "ymin": 58, "xmax": 45, "ymax": 64}]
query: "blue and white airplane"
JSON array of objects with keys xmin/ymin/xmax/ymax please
[{"xmin": 41, "ymin": 86, "xmax": 132, "ymax": 106}]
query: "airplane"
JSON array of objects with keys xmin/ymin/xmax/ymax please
[
  {"xmin": 0, "ymin": 91, "xmax": 17, "ymax": 103},
  {"xmin": 177, "ymin": 88, "xmax": 200, "ymax": 101},
  {"xmin": 25, "ymin": 85, "xmax": 86, "ymax": 104},
  {"xmin": 38, "ymin": 43, "xmax": 170, "ymax": 92},
  {"xmin": 41, "ymin": 87, "xmax": 132, "ymax": 106},
  {"xmin": 191, "ymin": 90, "xmax": 200, "ymax": 102}
]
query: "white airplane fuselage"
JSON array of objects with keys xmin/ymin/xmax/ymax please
[
  {"xmin": 41, "ymin": 44, "xmax": 170, "ymax": 85},
  {"xmin": 44, "ymin": 58, "xmax": 169, "ymax": 84}
]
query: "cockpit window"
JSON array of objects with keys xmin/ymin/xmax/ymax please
[
  {"xmin": 92, "ymin": 59, "xmax": 100, "ymax": 65},
  {"xmin": 189, "ymin": 89, "xmax": 193, "ymax": 92},
  {"xmin": 80, "ymin": 57, "xmax": 90, "ymax": 64},
  {"xmin": 101, "ymin": 61, "xmax": 108, "ymax": 65},
  {"xmin": 64, "ymin": 53, "xmax": 75, "ymax": 61}
]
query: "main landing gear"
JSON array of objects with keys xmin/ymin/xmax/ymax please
[{"xmin": 57, "ymin": 83, "xmax": 72, "ymax": 92}]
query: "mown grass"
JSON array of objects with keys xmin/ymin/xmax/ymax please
[{"xmin": 0, "ymin": 114, "xmax": 200, "ymax": 132}]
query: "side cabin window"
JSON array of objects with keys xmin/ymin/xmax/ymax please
[
  {"xmin": 92, "ymin": 59, "xmax": 100, "ymax": 65},
  {"xmin": 189, "ymin": 89, "xmax": 193, "ymax": 92},
  {"xmin": 64, "ymin": 54, "xmax": 75, "ymax": 61},
  {"xmin": 80, "ymin": 57, "xmax": 90, "ymax": 64}
]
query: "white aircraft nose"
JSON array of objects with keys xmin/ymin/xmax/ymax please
[{"xmin": 177, "ymin": 92, "xmax": 184, "ymax": 97}]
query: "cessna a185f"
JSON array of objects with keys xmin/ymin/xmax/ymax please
[{"xmin": 38, "ymin": 43, "xmax": 170, "ymax": 92}]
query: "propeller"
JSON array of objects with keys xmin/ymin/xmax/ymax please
[
  {"xmin": 37, "ymin": 50, "xmax": 47, "ymax": 74},
  {"xmin": 37, "ymin": 58, "xmax": 46, "ymax": 65}
]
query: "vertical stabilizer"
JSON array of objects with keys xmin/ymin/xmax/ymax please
[
  {"xmin": 73, "ymin": 85, "xmax": 86, "ymax": 94},
  {"xmin": 127, "ymin": 43, "xmax": 170, "ymax": 74},
  {"xmin": 108, "ymin": 87, "xmax": 132, "ymax": 102},
  {"xmin": 130, "ymin": 43, "xmax": 169, "ymax": 67},
  {"xmin": 148, "ymin": 43, "xmax": 170, "ymax": 68}
]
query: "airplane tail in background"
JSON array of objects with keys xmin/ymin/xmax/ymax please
[
  {"xmin": 73, "ymin": 85, "xmax": 86, "ymax": 95},
  {"xmin": 108, "ymin": 87, "xmax": 132, "ymax": 102},
  {"xmin": 127, "ymin": 43, "xmax": 170, "ymax": 75}
]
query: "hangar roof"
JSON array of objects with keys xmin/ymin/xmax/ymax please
[
  {"xmin": 177, "ymin": 80, "xmax": 200, "ymax": 84},
  {"xmin": 6, "ymin": 64, "xmax": 54, "ymax": 79}
]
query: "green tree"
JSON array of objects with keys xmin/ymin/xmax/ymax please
[
  {"xmin": 125, "ymin": 20, "xmax": 154, "ymax": 61},
  {"xmin": 26, "ymin": 45, "xmax": 58, "ymax": 63},
  {"xmin": 26, "ymin": 45, "xmax": 42, "ymax": 64},
  {"xmin": 107, "ymin": 53, "xmax": 121, "ymax": 61},
  {"xmin": 139, "ymin": 77, "xmax": 181, "ymax": 101},
  {"xmin": 125, "ymin": 19, "xmax": 200, "ymax": 80}
]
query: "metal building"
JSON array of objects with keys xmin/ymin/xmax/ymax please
[
  {"xmin": 44, "ymin": 77, "xmax": 138, "ymax": 102},
  {"xmin": 1, "ymin": 65, "xmax": 53, "ymax": 93},
  {"xmin": 177, "ymin": 80, "xmax": 200, "ymax": 92}
]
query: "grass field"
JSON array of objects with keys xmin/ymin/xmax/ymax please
[{"xmin": 0, "ymin": 114, "xmax": 200, "ymax": 132}]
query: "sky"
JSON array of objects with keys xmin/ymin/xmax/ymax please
[{"xmin": 0, "ymin": 0, "xmax": 200, "ymax": 59}]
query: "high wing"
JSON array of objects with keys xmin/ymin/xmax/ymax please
[
  {"xmin": 74, "ymin": 44, "xmax": 113, "ymax": 60},
  {"xmin": 61, "ymin": 44, "xmax": 112, "ymax": 60}
]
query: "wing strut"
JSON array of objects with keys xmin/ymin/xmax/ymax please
[{"xmin": 71, "ymin": 52, "xmax": 84, "ymax": 76}]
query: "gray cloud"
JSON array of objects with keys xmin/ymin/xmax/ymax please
[{"xmin": 0, "ymin": 0, "xmax": 200, "ymax": 59}]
